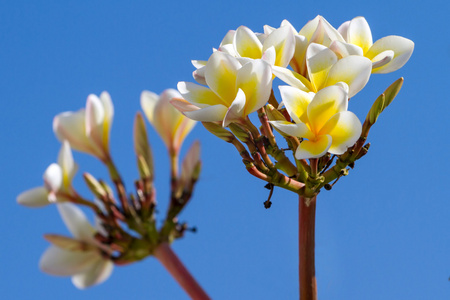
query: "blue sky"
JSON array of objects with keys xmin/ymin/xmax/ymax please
[{"xmin": 2, "ymin": 0, "xmax": 449, "ymax": 299}]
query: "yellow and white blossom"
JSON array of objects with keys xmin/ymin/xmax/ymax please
[
  {"xmin": 39, "ymin": 203, "xmax": 114, "ymax": 289},
  {"xmin": 335, "ymin": 16, "xmax": 414, "ymax": 73},
  {"xmin": 53, "ymin": 92, "xmax": 114, "ymax": 162},
  {"xmin": 174, "ymin": 51, "xmax": 273, "ymax": 127},
  {"xmin": 270, "ymin": 84, "xmax": 361, "ymax": 159},
  {"xmin": 17, "ymin": 141, "xmax": 77, "ymax": 207},
  {"xmin": 140, "ymin": 89, "xmax": 196, "ymax": 155},
  {"xmin": 273, "ymin": 43, "xmax": 372, "ymax": 98}
]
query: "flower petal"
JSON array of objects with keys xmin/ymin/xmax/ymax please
[
  {"xmin": 234, "ymin": 26, "xmax": 263, "ymax": 59},
  {"xmin": 329, "ymin": 40, "xmax": 364, "ymax": 58},
  {"xmin": 295, "ymin": 134, "xmax": 332, "ymax": 159},
  {"xmin": 43, "ymin": 163, "xmax": 63, "ymax": 192},
  {"xmin": 183, "ymin": 104, "xmax": 228, "ymax": 123},
  {"xmin": 325, "ymin": 55, "xmax": 372, "ymax": 98},
  {"xmin": 39, "ymin": 246, "xmax": 99, "ymax": 276},
  {"xmin": 307, "ymin": 85, "xmax": 348, "ymax": 134},
  {"xmin": 262, "ymin": 25, "xmax": 295, "ymax": 67},
  {"xmin": 53, "ymin": 110, "xmax": 100, "ymax": 157},
  {"xmin": 205, "ymin": 52, "xmax": 241, "ymax": 105},
  {"xmin": 57, "ymin": 203, "xmax": 95, "ymax": 241},
  {"xmin": 272, "ymin": 66, "xmax": 312, "ymax": 92},
  {"xmin": 269, "ymin": 121, "xmax": 311, "ymax": 138},
  {"xmin": 71, "ymin": 259, "xmax": 114, "ymax": 289},
  {"xmin": 17, "ymin": 187, "xmax": 50, "ymax": 207},
  {"xmin": 223, "ymin": 89, "xmax": 246, "ymax": 127},
  {"xmin": 279, "ymin": 85, "xmax": 313, "ymax": 124},
  {"xmin": 347, "ymin": 16, "xmax": 373, "ymax": 53},
  {"xmin": 319, "ymin": 111, "xmax": 361, "ymax": 155},
  {"xmin": 306, "ymin": 43, "xmax": 338, "ymax": 91},
  {"xmin": 236, "ymin": 59, "xmax": 273, "ymax": 115},
  {"xmin": 366, "ymin": 35, "xmax": 414, "ymax": 73},
  {"xmin": 85, "ymin": 94, "xmax": 105, "ymax": 152},
  {"xmin": 58, "ymin": 141, "xmax": 77, "ymax": 190},
  {"xmin": 177, "ymin": 81, "xmax": 224, "ymax": 107},
  {"xmin": 290, "ymin": 34, "xmax": 308, "ymax": 74}
]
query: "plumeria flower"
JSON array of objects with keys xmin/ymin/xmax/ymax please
[
  {"xmin": 273, "ymin": 42, "xmax": 372, "ymax": 98},
  {"xmin": 335, "ymin": 16, "xmax": 414, "ymax": 73},
  {"xmin": 173, "ymin": 51, "xmax": 273, "ymax": 127},
  {"xmin": 53, "ymin": 92, "xmax": 114, "ymax": 162},
  {"xmin": 270, "ymin": 84, "xmax": 361, "ymax": 160},
  {"xmin": 40, "ymin": 203, "xmax": 114, "ymax": 289},
  {"xmin": 220, "ymin": 25, "xmax": 295, "ymax": 68},
  {"xmin": 140, "ymin": 89, "xmax": 196, "ymax": 156},
  {"xmin": 17, "ymin": 141, "xmax": 77, "ymax": 207}
]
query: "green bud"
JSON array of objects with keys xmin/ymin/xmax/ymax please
[
  {"xmin": 134, "ymin": 113, "xmax": 154, "ymax": 179},
  {"xmin": 366, "ymin": 94, "xmax": 385, "ymax": 125},
  {"xmin": 202, "ymin": 122, "xmax": 235, "ymax": 143},
  {"xmin": 228, "ymin": 123, "xmax": 252, "ymax": 144},
  {"xmin": 265, "ymin": 104, "xmax": 286, "ymax": 121},
  {"xmin": 137, "ymin": 155, "xmax": 151, "ymax": 179},
  {"xmin": 382, "ymin": 77, "xmax": 404, "ymax": 112},
  {"xmin": 83, "ymin": 172, "xmax": 107, "ymax": 198}
]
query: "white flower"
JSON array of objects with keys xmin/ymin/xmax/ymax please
[{"xmin": 39, "ymin": 203, "xmax": 114, "ymax": 289}]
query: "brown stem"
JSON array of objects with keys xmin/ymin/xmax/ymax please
[
  {"xmin": 154, "ymin": 243, "xmax": 211, "ymax": 300},
  {"xmin": 299, "ymin": 195, "xmax": 318, "ymax": 300}
]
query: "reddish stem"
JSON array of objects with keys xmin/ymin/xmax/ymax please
[
  {"xmin": 154, "ymin": 243, "xmax": 211, "ymax": 300},
  {"xmin": 299, "ymin": 195, "xmax": 318, "ymax": 300}
]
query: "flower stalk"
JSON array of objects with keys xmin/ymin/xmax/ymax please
[{"xmin": 154, "ymin": 243, "xmax": 211, "ymax": 300}]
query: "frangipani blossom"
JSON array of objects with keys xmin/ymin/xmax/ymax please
[
  {"xmin": 17, "ymin": 141, "xmax": 77, "ymax": 207},
  {"xmin": 141, "ymin": 89, "xmax": 196, "ymax": 155},
  {"xmin": 335, "ymin": 16, "xmax": 414, "ymax": 73},
  {"xmin": 53, "ymin": 92, "xmax": 114, "ymax": 162},
  {"xmin": 273, "ymin": 42, "xmax": 372, "ymax": 98},
  {"xmin": 270, "ymin": 85, "xmax": 361, "ymax": 159},
  {"xmin": 40, "ymin": 203, "xmax": 113, "ymax": 289},
  {"xmin": 174, "ymin": 51, "xmax": 273, "ymax": 127},
  {"xmin": 222, "ymin": 25, "xmax": 296, "ymax": 68}
]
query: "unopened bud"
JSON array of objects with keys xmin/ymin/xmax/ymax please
[
  {"xmin": 382, "ymin": 77, "xmax": 404, "ymax": 112},
  {"xmin": 228, "ymin": 123, "xmax": 252, "ymax": 144},
  {"xmin": 366, "ymin": 94, "xmax": 385, "ymax": 125},
  {"xmin": 134, "ymin": 113, "xmax": 154, "ymax": 179},
  {"xmin": 265, "ymin": 104, "xmax": 287, "ymax": 121},
  {"xmin": 83, "ymin": 172, "xmax": 107, "ymax": 198},
  {"xmin": 137, "ymin": 155, "xmax": 151, "ymax": 179},
  {"xmin": 202, "ymin": 122, "xmax": 235, "ymax": 142}
]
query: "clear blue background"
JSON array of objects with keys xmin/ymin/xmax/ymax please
[{"xmin": 2, "ymin": 0, "xmax": 449, "ymax": 299}]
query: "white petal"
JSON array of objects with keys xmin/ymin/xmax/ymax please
[
  {"xmin": 325, "ymin": 55, "xmax": 372, "ymax": 98},
  {"xmin": 306, "ymin": 43, "xmax": 338, "ymax": 91},
  {"xmin": 278, "ymin": 85, "xmax": 313, "ymax": 124},
  {"xmin": 262, "ymin": 46, "xmax": 276, "ymax": 66},
  {"xmin": 367, "ymin": 36, "xmax": 414, "ymax": 74},
  {"xmin": 347, "ymin": 16, "xmax": 373, "ymax": 53},
  {"xmin": 17, "ymin": 187, "xmax": 50, "ymax": 207},
  {"xmin": 39, "ymin": 246, "xmax": 100, "ymax": 276},
  {"xmin": 53, "ymin": 110, "xmax": 99, "ymax": 156},
  {"xmin": 58, "ymin": 141, "xmax": 77, "ymax": 189},
  {"xmin": 43, "ymin": 163, "xmax": 63, "ymax": 192},
  {"xmin": 234, "ymin": 25, "xmax": 263, "ymax": 59},
  {"xmin": 329, "ymin": 40, "xmax": 364, "ymax": 58},
  {"xmin": 269, "ymin": 121, "xmax": 310, "ymax": 138},
  {"xmin": 272, "ymin": 66, "xmax": 312, "ymax": 92},
  {"xmin": 235, "ymin": 59, "xmax": 273, "ymax": 115},
  {"xmin": 183, "ymin": 104, "xmax": 228, "ymax": 123},
  {"xmin": 85, "ymin": 94, "xmax": 105, "ymax": 138},
  {"xmin": 140, "ymin": 90, "xmax": 159, "ymax": 124},
  {"xmin": 71, "ymin": 259, "xmax": 114, "ymax": 289},
  {"xmin": 295, "ymin": 134, "xmax": 332, "ymax": 159},
  {"xmin": 223, "ymin": 89, "xmax": 246, "ymax": 127},
  {"xmin": 319, "ymin": 111, "xmax": 362, "ymax": 154},
  {"xmin": 177, "ymin": 81, "xmax": 224, "ymax": 107},
  {"xmin": 337, "ymin": 20, "xmax": 350, "ymax": 41},
  {"xmin": 262, "ymin": 25, "xmax": 295, "ymax": 67},
  {"xmin": 57, "ymin": 203, "xmax": 95, "ymax": 241}
]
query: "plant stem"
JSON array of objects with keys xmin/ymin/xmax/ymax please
[
  {"xmin": 154, "ymin": 242, "xmax": 210, "ymax": 300},
  {"xmin": 299, "ymin": 195, "xmax": 318, "ymax": 300}
]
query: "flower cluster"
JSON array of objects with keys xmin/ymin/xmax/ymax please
[
  {"xmin": 18, "ymin": 91, "xmax": 200, "ymax": 289},
  {"xmin": 175, "ymin": 15, "xmax": 413, "ymax": 199}
]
